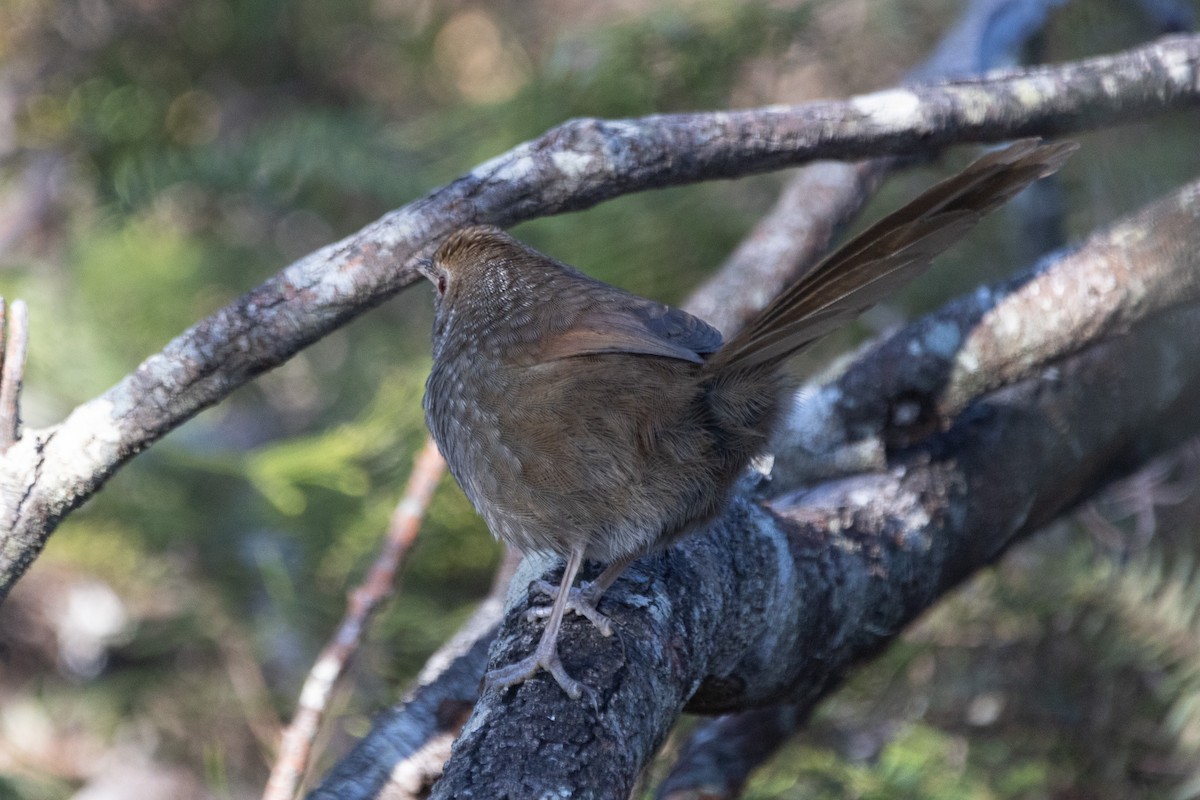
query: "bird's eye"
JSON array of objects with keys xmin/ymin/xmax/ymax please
[{"xmin": 437, "ymin": 275, "xmax": 448, "ymax": 296}]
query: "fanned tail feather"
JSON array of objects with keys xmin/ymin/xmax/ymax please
[{"xmin": 706, "ymin": 139, "xmax": 1077, "ymax": 373}]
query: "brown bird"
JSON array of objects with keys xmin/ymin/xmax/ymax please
[{"xmin": 419, "ymin": 139, "xmax": 1075, "ymax": 699}]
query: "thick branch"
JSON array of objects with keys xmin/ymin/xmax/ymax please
[
  {"xmin": 428, "ymin": 178, "xmax": 1200, "ymax": 797},
  {"xmin": 2, "ymin": 35, "xmax": 1199, "ymax": 599},
  {"xmin": 774, "ymin": 178, "xmax": 1200, "ymax": 488}
]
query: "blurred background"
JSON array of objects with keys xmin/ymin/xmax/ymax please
[{"xmin": 1, "ymin": 0, "xmax": 1199, "ymax": 797}]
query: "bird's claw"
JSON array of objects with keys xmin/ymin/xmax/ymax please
[
  {"xmin": 485, "ymin": 646, "xmax": 594, "ymax": 703},
  {"xmin": 527, "ymin": 580, "xmax": 614, "ymax": 637}
]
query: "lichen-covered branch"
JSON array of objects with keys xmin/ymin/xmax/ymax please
[
  {"xmin": 774, "ymin": 179, "xmax": 1200, "ymax": 488},
  {"xmin": 2, "ymin": 35, "xmax": 1199, "ymax": 600},
  {"xmin": 425, "ymin": 177, "xmax": 1200, "ymax": 798}
]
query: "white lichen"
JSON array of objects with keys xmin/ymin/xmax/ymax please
[{"xmin": 850, "ymin": 88, "xmax": 922, "ymax": 128}]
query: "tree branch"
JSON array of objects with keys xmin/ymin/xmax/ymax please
[
  {"xmin": 774, "ymin": 176, "xmax": 1200, "ymax": 488},
  {"xmin": 2, "ymin": 35, "xmax": 1199, "ymax": 600},
  {"xmin": 685, "ymin": 0, "xmax": 1067, "ymax": 333},
  {"xmin": 658, "ymin": 0, "xmax": 1080, "ymax": 787},
  {"xmin": 427, "ymin": 176, "xmax": 1200, "ymax": 797}
]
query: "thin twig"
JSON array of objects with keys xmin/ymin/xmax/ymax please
[
  {"xmin": 307, "ymin": 551, "xmax": 519, "ymax": 800},
  {"xmin": 262, "ymin": 437, "xmax": 446, "ymax": 800},
  {"xmin": 0, "ymin": 300, "xmax": 28, "ymax": 452}
]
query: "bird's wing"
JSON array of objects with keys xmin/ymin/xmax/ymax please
[{"xmin": 532, "ymin": 294, "xmax": 723, "ymax": 365}]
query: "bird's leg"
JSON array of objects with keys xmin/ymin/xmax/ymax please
[
  {"xmin": 487, "ymin": 547, "xmax": 588, "ymax": 699},
  {"xmin": 527, "ymin": 552, "xmax": 637, "ymax": 637}
]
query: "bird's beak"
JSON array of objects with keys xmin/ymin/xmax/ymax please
[{"xmin": 415, "ymin": 257, "xmax": 435, "ymax": 282}]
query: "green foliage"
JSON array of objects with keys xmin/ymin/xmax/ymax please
[
  {"xmin": 745, "ymin": 725, "xmax": 1048, "ymax": 800},
  {"xmin": 0, "ymin": 773, "xmax": 69, "ymax": 800},
  {"xmin": 240, "ymin": 370, "xmax": 425, "ymax": 516},
  {"xmin": 1085, "ymin": 552, "xmax": 1200, "ymax": 797}
]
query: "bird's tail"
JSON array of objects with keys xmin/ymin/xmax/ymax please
[{"xmin": 705, "ymin": 139, "xmax": 1077, "ymax": 373}]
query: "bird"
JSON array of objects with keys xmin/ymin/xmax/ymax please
[{"xmin": 418, "ymin": 139, "xmax": 1076, "ymax": 700}]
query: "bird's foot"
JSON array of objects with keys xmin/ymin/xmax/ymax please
[
  {"xmin": 484, "ymin": 640, "xmax": 593, "ymax": 702},
  {"xmin": 527, "ymin": 579, "xmax": 613, "ymax": 637}
]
